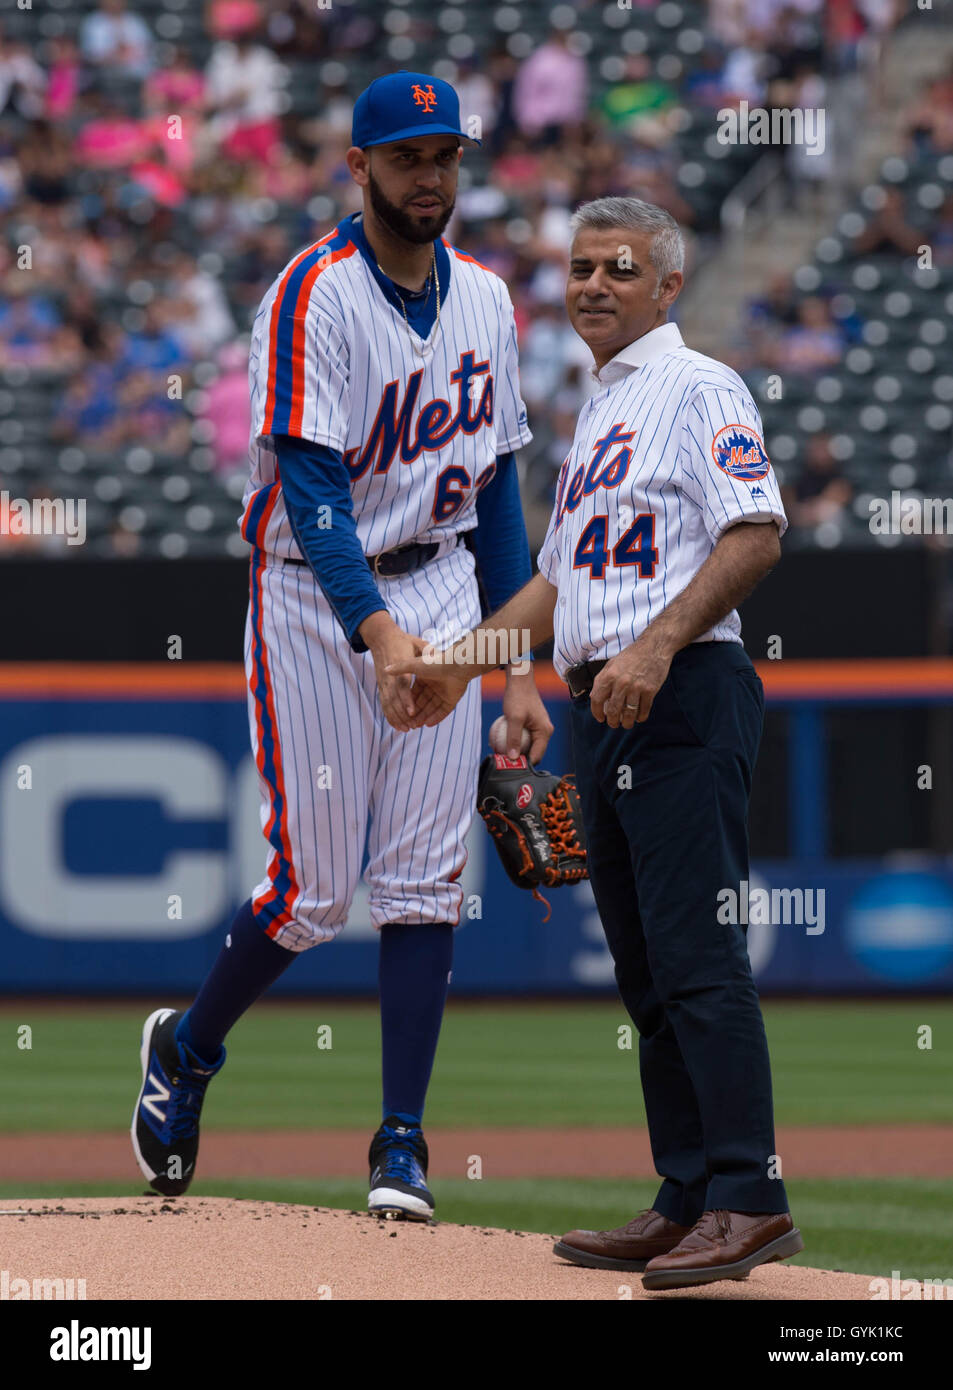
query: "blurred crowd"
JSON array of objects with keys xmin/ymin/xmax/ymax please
[{"xmin": 0, "ymin": 0, "xmax": 922, "ymax": 554}]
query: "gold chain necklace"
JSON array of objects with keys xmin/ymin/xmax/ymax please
[{"xmin": 375, "ymin": 244, "xmax": 440, "ymax": 357}]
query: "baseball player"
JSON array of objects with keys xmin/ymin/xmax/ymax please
[
  {"xmin": 131, "ymin": 72, "xmax": 551, "ymax": 1220},
  {"xmin": 391, "ymin": 197, "xmax": 803, "ymax": 1287}
]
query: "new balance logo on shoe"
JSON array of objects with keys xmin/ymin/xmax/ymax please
[{"xmin": 140, "ymin": 1072, "xmax": 170, "ymax": 1124}]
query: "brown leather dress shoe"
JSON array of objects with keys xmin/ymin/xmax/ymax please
[
  {"xmin": 641, "ymin": 1210, "xmax": 804, "ymax": 1289},
  {"xmin": 553, "ymin": 1209, "xmax": 694, "ymax": 1272}
]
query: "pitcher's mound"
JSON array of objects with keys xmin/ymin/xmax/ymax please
[{"xmin": 1, "ymin": 1197, "xmax": 876, "ymax": 1301}]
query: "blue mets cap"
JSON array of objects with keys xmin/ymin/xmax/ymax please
[{"xmin": 352, "ymin": 71, "xmax": 480, "ymax": 149}]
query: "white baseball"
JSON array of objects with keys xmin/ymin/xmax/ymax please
[{"xmin": 489, "ymin": 716, "xmax": 531, "ymax": 755}]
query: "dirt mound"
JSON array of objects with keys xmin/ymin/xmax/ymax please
[{"xmin": 1, "ymin": 1197, "xmax": 883, "ymax": 1300}]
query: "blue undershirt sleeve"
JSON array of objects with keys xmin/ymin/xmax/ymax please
[
  {"xmin": 274, "ymin": 433, "xmax": 385, "ymax": 653},
  {"xmin": 472, "ymin": 453, "xmax": 533, "ymax": 648}
]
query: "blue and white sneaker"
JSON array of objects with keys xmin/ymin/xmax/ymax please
[
  {"xmin": 368, "ymin": 1116, "xmax": 435, "ymax": 1221},
  {"xmin": 131, "ymin": 1008, "xmax": 225, "ymax": 1197}
]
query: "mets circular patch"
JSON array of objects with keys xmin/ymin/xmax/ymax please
[{"xmin": 711, "ymin": 424, "xmax": 771, "ymax": 481}]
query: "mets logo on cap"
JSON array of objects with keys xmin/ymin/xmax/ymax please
[
  {"xmin": 711, "ymin": 424, "xmax": 771, "ymax": 481},
  {"xmin": 412, "ymin": 82, "xmax": 437, "ymax": 112},
  {"xmin": 351, "ymin": 70, "xmax": 481, "ymax": 148}
]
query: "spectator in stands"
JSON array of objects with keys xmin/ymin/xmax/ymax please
[
  {"xmin": 226, "ymin": 222, "xmax": 291, "ymax": 313},
  {"xmin": 763, "ymin": 4, "xmax": 825, "ymax": 83},
  {"xmin": 855, "ymin": 0, "xmax": 902, "ymax": 99},
  {"xmin": 775, "ymin": 296, "xmax": 845, "ymax": 373},
  {"xmin": 204, "ymin": 25, "xmax": 285, "ymax": 164},
  {"xmin": 205, "ymin": 0, "xmax": 262, "ymax": 42},
  {"xmin": 683, "ymin": 47, "xmax": 733, "ymax": 109},
  {"xmin": 492, "ymin": 132, "xmax": 543, "ymax": 195},
  {"xmin": 16, "ymin": 119, "xmax": 73, "ymax": 204},
  {"xmin": 0, "ymin": 150, "xmax": 21, "ymax": 212},
  {"xmin": 0, "ymin": 278, "xmax": 81, "ymax": 370},
  {"xmin": 113, "ymin": 367, "xmax": 191, "ymax": 452},
  {"xmin": 850, "ymin": 187, "xmax": 922, "ymax": 258},
  {"xmin": 599, "ymin": 54, "xmax": 679, "ymax": 143},
  {"xmin": 620, "ymin": 137, "xmax": 696, "ymax": 225},
  {"xmin": 263, "ymin": 0, "xmax": 326, "ymax": 58},
  {"xmin": 783, "ymin": 66, "xmax": 835, "ymax": 211},
  {"xmin": 785, "ymin": 433, "xmax": 853, "ymax": 529},
  {"xmin": 74, "ymin": 89, "xmax": 151, "ymax": 169},
  {"xmin": 51, "ymin": 361, "xmax": 121, "ymax": 445},
  {"xmin": 199, "ymin": 337, "xmax": 252, "ymax": 474},
  {"xmin": 144, "ymin": 46, "xmax": 205, "ymax": 172},
  {"xmin": 455, "ymin": 56, "xmax": 498, "ymax": 147},
  {"xmin": 146, "ymin": 43, "xmax": 205, "ymax": 113},
  {"xmin": 519, "ymin": 303, "xmax": 593, "ymax": 412},
  {"xmin": 80, "ymin": 0, "xmax": 155, "ymax": 80},
  {"xmin": 748, "ymin": 272, "xmax": 801, "ymax": 332},
  {"xmin": 455, "ymin": 216, "xmax": 519, "ymax": 283},
  {"xmin": 720, "ymin": 31, "xmax": 770, "ymax": 106},
  {"xmin": 903, "ymin": 72, "xmax": 953, "ymax": 156},
  {"xmin": 571, "ymin": 125, "xmax": 628, "ymax": 205},
  {"xmin": 162, "ymin": 249, "xmax": 235, "ymax": 358},
  {"xmin": 0, "ymin": 31, "xmax": 47, "ymax": 118},
  {"xmin": 484, "ymin": 47, "xmax": 519, "ymax": 156},
  {"xmin": 513, "ymin": 27, "xmax": 588, "ymax": 147},
  {"xmin": 44, "ymin": 37, "xmax": 80, "ymax": 121},
  {"xmin": 118, "ymin": 301, "xmax": 187, "ymax": 374}
]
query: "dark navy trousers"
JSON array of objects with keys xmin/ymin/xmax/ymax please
[{"xmin": 569, "ymin": 641, "xmax": 789, "ymax": 1222}]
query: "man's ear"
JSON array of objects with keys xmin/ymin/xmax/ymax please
[
  {"xmin": 346, "ymin": 145, "xmax": 370, "ymax": 186},
  {"xmin": 658, "ymin": 270, "xmax": 684, "ymax": 310}
]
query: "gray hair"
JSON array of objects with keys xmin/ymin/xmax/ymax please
[{"xmin": 568, "ymin": 197, "xmax": 685, "ymax": 293}]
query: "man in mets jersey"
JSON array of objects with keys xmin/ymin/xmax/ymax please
[
  {"xmin": 131, "ymin": 72, "xmax": 552, "ymax": 1220},
  {"xmin": 390, "ymin": 197, "xmax": 803, "ymax": 1285}
]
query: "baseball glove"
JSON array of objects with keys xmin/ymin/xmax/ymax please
[{"xmin": 477, "ymin": 754, "xmax": 588, "ymax": 919}]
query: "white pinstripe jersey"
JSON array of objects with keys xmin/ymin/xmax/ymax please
[
  {"xmin": 242, "ymin": 216, "xmax": 532, "ymax": 557},
  {"xmin": 537, "ymin": 323, "xmax": 787, "ymax": 679}
]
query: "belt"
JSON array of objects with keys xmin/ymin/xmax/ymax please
[
  {"xmin": 565, "ymin": 658, "xmax": 608, "ymax": 701},
  {"xmin": 283, "ymin": 535, "xmax": 460, "ymax": 579}
]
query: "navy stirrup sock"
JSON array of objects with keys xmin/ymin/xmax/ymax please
[
  {"xmin": 379, "ymin": 921, "xmax": 454, "ymax": 1124},
  {"xmin": 176, "ymin": 899, "xmax": 296, "ymax": 1063}
]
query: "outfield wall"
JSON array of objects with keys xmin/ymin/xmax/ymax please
[{"xmin": 2, "ymin": 663, "xmax": 952, "ymax": 996}]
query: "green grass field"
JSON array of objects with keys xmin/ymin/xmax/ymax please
[
  {"xmin": 2, "ymin": 999, "xmax": 951, "ymax": 1131},
  {"xmin": 1, "ymin": 1000, "xmax": 951, "ymax": 1278}
]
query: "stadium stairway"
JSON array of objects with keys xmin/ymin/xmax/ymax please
[{"xmin": 680, "ymin": 17, "xmax": 953, "ymax": 358}]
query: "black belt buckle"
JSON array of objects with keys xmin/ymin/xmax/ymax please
[{"xmin": 368, "ymin": 540, "xmax": 437, "ymax": 578}]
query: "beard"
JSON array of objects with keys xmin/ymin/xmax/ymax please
[{"xmin": 368, "ymin": 170, "xmax": 454, "ymax": 245}]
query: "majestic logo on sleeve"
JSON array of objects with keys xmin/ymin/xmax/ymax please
[
  {"xmin": 412, "ymin": 83, "xmax": 438, "ymax": 112},
  {"xmin": 711, "ymin": 424, "xmax": 771, "ymax": 480}
]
